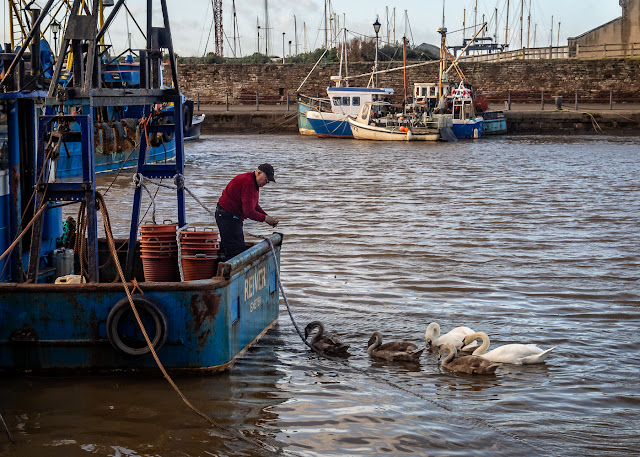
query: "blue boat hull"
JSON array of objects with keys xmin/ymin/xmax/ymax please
[
  {"xmin": 483, "ymin": 118, "xmax": 507, "ymax": 135},
  {"xmin": 307, "ymin": 117, "xmax": 353, "ymax": 138},
  {"xmin": 297, "ymin": 102, "xmax": 316, "ymax": 135},
  {"xmin": 451, "ymin": 119, "xmax": 484, "ymax": 139},
  {"xmin": 0, "ymin": 234, "xmax": 282, "ymax": 373},
  {"xmin": 55, "ymin": 125, "xmax": 177, "ymax": 178}
]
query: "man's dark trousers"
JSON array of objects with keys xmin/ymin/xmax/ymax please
[{"xmin": 215, "ymin": 205, "xmax": 247, "ymax": 260}]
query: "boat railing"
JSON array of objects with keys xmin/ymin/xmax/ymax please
[{"xmin": 297, "ymin": 94, "xmax": 331, "ymax": 112}]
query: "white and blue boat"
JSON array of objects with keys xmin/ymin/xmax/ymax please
[
  {"xmin": 450, "ymin": 82, "xmax": 484, "ymax": 139},
  {"xmin": 305, "ymin": 82, "xmax": 395, "ymax": 139}
]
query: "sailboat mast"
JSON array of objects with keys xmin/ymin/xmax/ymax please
[
  {"xmin": 439, "ymin": 0, "xmax": 446, "ymax": 99},
  {"xmin": 233, "ymin": 0, "xmax": 237, "ymax": 57},
  {"xmin": 527, "ymin": 0, "xmax": 531, "ymax": 48},
  {"xmin": 324, "ymin": 0, "xmax": 328, "ymax": 49},
  {"xmin": 294, "ymin": 15, "xmax": 298, "ymax": 55},
  {"xmin": 520, "ymin": 0, "xmax": 524, "ymax": 49},
  {"xmin": 474, "ymin": 0, "xmax": 478, "ymax": 35},
  {"xmin": 505, "ymin": 0, "xmax": 510, "ymax": 48}
]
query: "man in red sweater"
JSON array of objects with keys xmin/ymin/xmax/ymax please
[{"xmin": 215, "ymin": 163, "xmax": 279, "ymax": 259}]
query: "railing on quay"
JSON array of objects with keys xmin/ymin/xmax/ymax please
[
  {"xmin": 479, "ymin": 90, "xmax": 640, "ymax": 111},
  {"xmin": 190, "ymin": 90, "xmax": 640, "ymax": 112},
  {"xmin": 456, "ymin": 42, "xmax": 640, "ymax": 63}
]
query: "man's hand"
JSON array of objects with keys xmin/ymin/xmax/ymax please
[{"xmin": 265, "ymin": 215, "xmax": 279, "ymax": 228}]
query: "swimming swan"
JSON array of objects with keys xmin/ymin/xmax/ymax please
[
  {"xmin": 438, "ymin": 343, "xmax": 499, "ymax": 375},
  {"xmin": 367, "ymin": 332, "xmax": 424, "ymax": 362},
  {"xmin": 462, "ymin": 332, "xmax": 555, "ymax": 365},
  {"xmin": 425, "ymin": 322, "xmax": 479, "ymax": 352},
  {"xmin": 304, "ymin": 321, "xmax": 350, "ymax": 355}
]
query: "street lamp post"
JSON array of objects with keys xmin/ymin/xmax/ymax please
[
  {"xmin": 373, "ymin": 18, "xmax": 381, "ymax": 88},
  {"xmin": 51, "ymin": 19, "xmax": 61, "ymax": 53},
  {"xmin": 282, "ymin": 33, "xmax": 285, "ymax": 64}
]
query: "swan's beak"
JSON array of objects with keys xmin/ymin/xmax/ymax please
[
  {"xmin": 460, "ymin": 339, "xmax": 466, "ymax": 348},
  {"xmin": 428, "ymin": 341, "xmax": 433, "ymax": 349}
]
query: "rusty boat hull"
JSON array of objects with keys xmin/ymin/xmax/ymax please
[{"xmin": 0, "ymin": 234, "xmax": 282, "ymax": 373}]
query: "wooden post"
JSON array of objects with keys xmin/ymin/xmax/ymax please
[
  {"xmin": 226, "ymin": 92, "xmax": 229, "ymax": 111},
  {"xmin": 197, "ymin": 93, "xmax": 200, "ymax": 111},
  {"xmin": 508, "ymin": 90, "xmax": 512, "ymax": 110},
  {"xmin": 287, "ymin": 92, "xmax": 290, "ymax": 111},
  {"xmin": 256, "ymin": 91, "xmax": 259, "ymax": 111},
  {"xmin": 575, "ymin": 90, "xmax": 578, "ymax": 111},
  {"xmin": 541, "ymin": 91, "xmax": 545, "ymax": 110}
]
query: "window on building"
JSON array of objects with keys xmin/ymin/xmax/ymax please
[
  {"xmin": 342, "ymin": 97, "xmax": 350, "ymax": 106},
  {"xmin": 352, "ymin": 97, "xmax": 360, "ymax": 106},
  {"xmin": 332, "ymin": 97, "xmax": 341, "ymax": 106}
]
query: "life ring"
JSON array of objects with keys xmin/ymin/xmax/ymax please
[{"xmin": 107, "ymin": 295, "xmax": 168, "ymax": 356}]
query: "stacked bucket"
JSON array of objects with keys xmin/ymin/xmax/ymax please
[
  {"xmin": 179, "ymin": 228, "xmax": 220, "ymax": 281},
  {"xmin": 140, "ymin": 222, "xmax": 179, "ymax": 282}
]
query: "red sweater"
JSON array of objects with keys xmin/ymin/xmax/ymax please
[{"xmin": 217, "ymin": 172, "xmax": 266, "ymax": 222}]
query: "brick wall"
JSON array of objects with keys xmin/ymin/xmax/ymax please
[{"xmin": 172, "ymin": 59, "xmax": 640, "ymax": 104}]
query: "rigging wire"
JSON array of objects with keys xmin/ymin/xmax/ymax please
[
  {"xmin": 196, "ymin": 0, "xmax": 211, "ymax": 56},
  {"xmin": 202, "ymin": 0, "xmax": 216, "ymax": 56}
]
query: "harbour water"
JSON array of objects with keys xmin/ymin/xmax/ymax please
[{"xmin": 2, "ymin": 134, "xmax": 639, "ymax": 456}]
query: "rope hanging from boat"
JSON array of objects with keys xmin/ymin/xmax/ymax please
[
  {"xmin": 95, "ymin": 192, "xmax": 284, "ymax": 456},
  {"xmin": 0, "ymin": 412, "xmax": 13, "ymax": 444},
  {"xmin": 133, "ymin": 173, "xmax": 158, "ymax": 224}
]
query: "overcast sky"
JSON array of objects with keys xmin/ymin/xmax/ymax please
[{"xmin": 3, "ymin": 0, "xmax": 623, "ymax": 57}]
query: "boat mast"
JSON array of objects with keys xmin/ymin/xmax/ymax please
[
  {"xmin": 294, "ymin": 15, "xmax": 298, "ymax": 55},
  {"xmin": 527, "ymin": 0, "xmax": 531, "ymax": 48},
  {"xmin": 343, "ymin": 16, "xmax": 348, "ymax": 85},
  {"xmin": 505, "ymin": 0, "xmax": 510, "ymax": 48},
  {"xmin": 324, "ymin": 0, "xmax": 328, "ymax": 49},
  {"xmin": 438, "ymin": 0, "xmax": 446, "ymax": 100},
  {"xmin": 520, "ymin": 0, "xmax": 524, "ymax": 49},
  {"xmin": 474, "ymin": 0, "xmax": 478, "ymax": 35}
]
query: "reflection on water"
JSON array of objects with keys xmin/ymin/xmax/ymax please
[{"xmin": 2, "ymin": 134, "xmax": 640, "ymax": 456}]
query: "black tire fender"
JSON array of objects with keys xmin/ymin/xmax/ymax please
[
  {"xmin": 107, "ymin": 295, "xmax": 168, "ymax": 356},
  {"xmin": 182, "ymin": 103, "xmax": 192, "ymax": 130},
  {"xmin": 161, "ymin": 116, "xmax": 175, "ymax": 143}
]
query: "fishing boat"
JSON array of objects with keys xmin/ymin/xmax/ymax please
[
  {"xmin": 348, "ymin": 101, "xmax": 453, "ymax": 141},
  {"xmin": 0, "ymin": 0, "xmax": 281, "ymax": 373},
  {"xmin": 450, "ymin": 82, "xmax": 484, "ymax": 139},
  {"xmin": 480, "ymin": 110, "xmax": 507, "ymax": 135},
  {"xmin": 305, "ymin": 82, "xmax": 395, "ymax": 139},
  {"xmin": 297, "ymin": 94, "xmax": 330, "ymax": 135}
]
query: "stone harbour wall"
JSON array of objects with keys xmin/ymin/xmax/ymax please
[{"xmin": 171, "ymin": 59, "xmax": 640, "ymax": 105}]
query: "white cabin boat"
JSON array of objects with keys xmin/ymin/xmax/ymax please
[
  {"xmin": 305, "ymin": 82, "xmax": 394, "ymax": 138},
  {"xmin": 347, "ymin": 101, "xmax": 453, "ymax": 141}
]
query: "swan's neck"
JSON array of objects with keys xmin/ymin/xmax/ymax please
[
  {"xmin": 441, "ymin": 345, "xmax": 456, "ymax": 367},
  {"xmin": 367, "ymin": 334, "xmax": 381, "ymax": 355},
  {"xmin": 310, "ymin": 323, "xmax": 324, "ymax": 344},
  {"xmin": 471, "ymin": 332, "xmax": 490, "ymax": 356}
]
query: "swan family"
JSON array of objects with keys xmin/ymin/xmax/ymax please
[{"xmin": 304, "ymin": 320, "xmax": 555, "ymax": 374}]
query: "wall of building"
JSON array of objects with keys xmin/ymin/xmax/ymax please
[
  {"xmin": 173, "ymin": 58, "xmax": 640, "ymax": 106},
  {"xmin": 568, "ymin": 0, "xmax": 640, "ymax": 54}
]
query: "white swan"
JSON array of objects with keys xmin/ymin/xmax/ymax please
[
  {"xmin": 425, "ymin": 322, "xmax": 479, "ymax": 353},
  {"xmin": 462, "ymin": 332, "xmax": 555, "ymax": 365}
]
